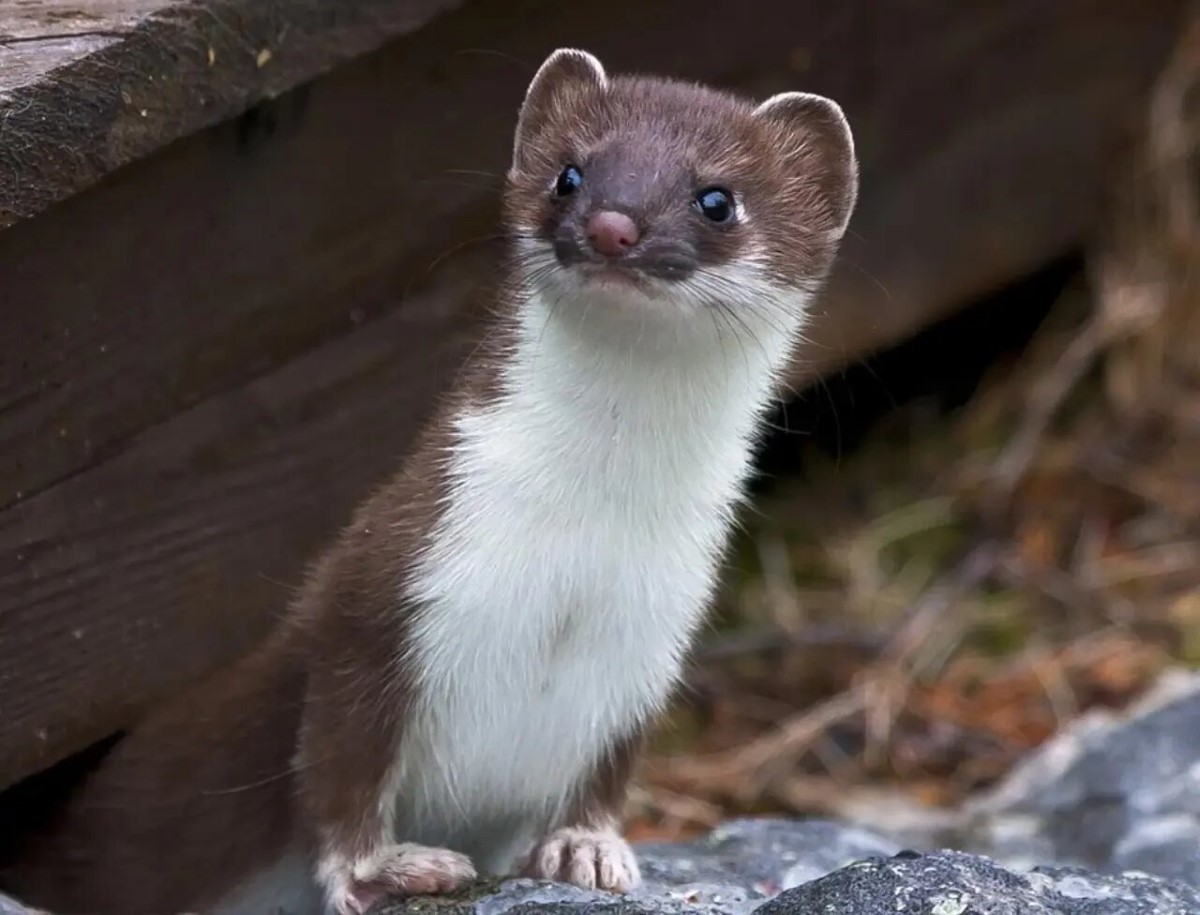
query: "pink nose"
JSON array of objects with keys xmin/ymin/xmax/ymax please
[{"xmin": 586, "ymin": 210, "xmax": 640, "ymax": 257}]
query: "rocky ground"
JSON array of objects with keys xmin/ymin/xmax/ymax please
[
  {"xmin": 2, "ymin": 672, "xmax": 1198, "ymax": 914},
  {"xmin": 371, "ymin": 671, "xmax": 1200, "ymax": 915}
]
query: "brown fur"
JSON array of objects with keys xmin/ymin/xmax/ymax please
[
  {"xmin": 562, "ymin": 732, "xmax": 645, "ymax": 831},
  {"xmin": 0, "ymin": 48, "xmax": 856, "ymax": 915},
  {"xmin": 507, "ymin": 62, "xmax": 856, "ymax": 291},
  {"xmin": 0, "ymin": 631, "xmax": 305, "ymax": 913}
]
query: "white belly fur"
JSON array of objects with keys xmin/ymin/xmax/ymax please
[{"xmin": 392, "ymin": 289, "xmax": 802, "ymax": 872}]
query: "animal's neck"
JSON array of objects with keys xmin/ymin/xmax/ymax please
[
  {"xmin": 444, "ymin": 287, "xmax": 805, "ymax": 517},
  {"xmin": 501, "ymin": 289, "xmax": 800, "ymax": 444}
]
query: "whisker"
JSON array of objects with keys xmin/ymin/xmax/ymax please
[{"xmin": 442, "ymin": 168, "xmax": 507, "ymax": 181}]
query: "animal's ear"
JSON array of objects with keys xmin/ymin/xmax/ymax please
[
  {"xmin": 512, "ymin": 48, "xmax": 607, "ymax": 170},
  {"xmin": 754, "ymin": 91, "xmax": 858, "ymax": 235}
]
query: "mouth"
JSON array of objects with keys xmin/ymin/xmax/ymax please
[{"xmin": 574, "ymin": 262, "xmax": 652, "ymax": 292}]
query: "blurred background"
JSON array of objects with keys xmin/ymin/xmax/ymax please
[
  {"xmin": 0, "ymin": 0, "xmax": 1196, "ymax": 862},
  {"xmin": 624, "ymin": 6, "xmax": 1200, "ymax": 841}
]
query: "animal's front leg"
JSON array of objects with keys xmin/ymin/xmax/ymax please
[
  {"xmin": 520, "ymin": 734, "xmax": 642, "ymax": 893},
  {"xmin": 317, "ymin": 843, "xmax": 476, "ymax": 914},
  {"xmin": 523, "ymin": 821, "xmax": 640, "ymax": 893},
  {"xmin": 297, "ymin": 649, "xmax": 475, "ymax": 914}
]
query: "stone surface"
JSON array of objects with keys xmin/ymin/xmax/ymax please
[
  {"xmin": 6, "ymin": 672, "xmax": 1199, "ymax": 913},
  {"xmin": 376, "ymin": 818, "xmax": 902, "ymax": 915},
  {"xmin": 954, "ymin": 670, "xmax": 1200, "ymax": 886},
  {"xmin": 636, "ymin": 817, "xmax": 902, "ymax": 896},
  {"xmin": 0, "ymin": 889, "xmax": 45, "ymax": 914},
  {"xmin": 375, "ymin": 672, "xmax": 1200, "ymax": 915},
  {"xmin": 759, "ymin": 850, "xmax": 1200, "ymax": 915},
  {"xmin": 375, "ymin": 831, "xmax": 1200, "ymax": 915}
]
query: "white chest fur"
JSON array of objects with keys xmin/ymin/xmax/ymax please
[{"xmin": 395, "ymin": 289, "xmax": 802, "ymax": 869}]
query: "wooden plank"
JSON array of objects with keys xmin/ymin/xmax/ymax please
[
  {"xmin": 1, "ymin": 35, "xmax": 118, "ymax": 91},
  {"xmin": 1, "ymin": 1, "xmax": 165, "ymax": 39},
  {"xmin": 0, "ymin": 0, "xmax": 1185, "ymax": 789},
  {"xmin": 0, "ymin": 250, "xmax": 486, "ymax": 790},
  {"xmin": 0, "ymin": 33, "xmax": 500, "ymax": 513},
  {"xmin": 0, "ymin": 1, "xmax": 167, "ymax": 46},
  {"xmin": 0, "ymin": 0, "xmax": 465, "ymax": 227},
  {"xmin": 0, "ymin": 3, "xmax": 161, "ymax": 90}
]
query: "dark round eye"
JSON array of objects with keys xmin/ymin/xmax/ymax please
[
  {"xmin": 555, "ymin": 164, "xmax": 583, "ymax": 197},
  {"xmin": 695, "ymin": 187, "xmax": 735, "ymax": 223}
]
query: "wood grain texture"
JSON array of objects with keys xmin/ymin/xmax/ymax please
[
  {"xmin": 0, "ymin": 0, "xmax": 1186, "ymax": 791},
  {"xmin": 0, "ymin": 1, "xmax": 166, "ymax": 39},
  {"xmin": 0, "ymin": 0, "xmax": 164, "ymax": 90},
  {"xmin": 0, "ymin": 0, "xmax": 465, "ymax": 227},
  {"xmin": 0, "ymin": 251, "xmax": 485, "ymax": 790}
]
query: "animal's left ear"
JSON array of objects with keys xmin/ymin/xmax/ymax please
[
  {"xmin": 754, "ymin": 92, "xmax": 858, "ymax": 235},
  {"xmin": 512, "ymin": 48, "xmax": 608, "ymax": 171}
]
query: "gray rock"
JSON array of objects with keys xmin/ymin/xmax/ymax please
[
  {"xmin": 377, "ymin": 819, "xmax": 901, "ymax": 915},
  {"xmin": 756, "ymin": 849, "xmax": 1200, "ymax": 915},
  {"xmin": 378, "ymin": 838, "xmax": 1200, "ymax": 915},
  {"xmin": 636, "ymin": 816, "xmax": 901, "ymax": 894},
  {"xmin": 957, "ymin": 671, "xmax": 1200, "ymax": 885},
  {"xmin": 0, "ymin": 891, "xmax": 45, "ymax": 915},
  {"xmin": 9, "ymin": 673, "xmax": 1197, "ymax": 914},
  {"xmin": 376, "ymin": 875, "xmax": 751, "ymax": 915},
  {"xmin": 376, "ymin": 672, "xmax": 1200, "ymax": 915}
]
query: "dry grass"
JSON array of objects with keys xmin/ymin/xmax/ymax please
[{"xmin": 627, "ymin": 17, "xmax": 1200, "ymax": 842}]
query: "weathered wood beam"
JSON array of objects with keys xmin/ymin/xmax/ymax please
[{"xmin": 0, "ymin": 0, "xmax": 467, "ymax": 228}]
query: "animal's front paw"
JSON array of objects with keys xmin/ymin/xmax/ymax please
[
  {"xmin": 320, "ymin": 844, "xmax": 477, "ymax": 914},
  {"xmin": 522, "ymin": 826, "xmax": 640, "ymax": 893}
]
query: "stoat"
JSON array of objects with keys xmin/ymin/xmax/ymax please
[{"xmin": 0, "ymin": 47, "xmax": 858, "ymax": 915}]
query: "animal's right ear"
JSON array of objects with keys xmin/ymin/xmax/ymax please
[{"xmin": 512, "ymin": 48, "xmax": 607, "ymax": 170}]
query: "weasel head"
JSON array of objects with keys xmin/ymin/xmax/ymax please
[{"xmin": 505, "ymin": 48, "xmax": 858, "ymax": 336}]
